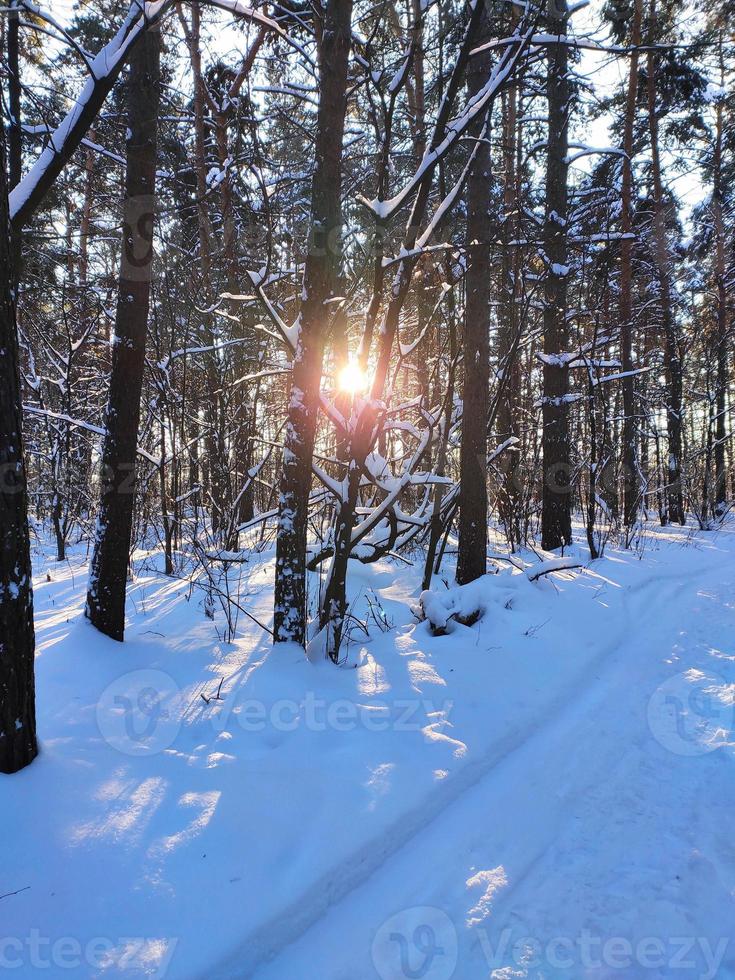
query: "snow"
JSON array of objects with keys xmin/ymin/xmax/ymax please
[
  {"xmin": 417, "ymin": 575, "xmax": 496, "ymax": 632},
  {"xmin": 704, "ymin": 82, "xmax": 727, "ymax": 104},
  {"xmin": 1, "ymin": 523, "xmax": 734, "ymax": 978},
  {"xmin": 524, "ymin": 554, "xmax": 582, "ymax": 580},
  {"xmin": 360, "ymin": 23, "xmax": 532, "ymax": 223}
]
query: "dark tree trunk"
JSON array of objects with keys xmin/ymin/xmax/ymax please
[
  {"xmin": 541, "ymin": 0, "xmax": 572, "ymax": 551},
  {"xmin": 274, "ymin": 0, "xmax": 353, "ymax": 646},
  {"xmin": 497, "ymin": 78, "xmax": 523, "ymax": 549},
  {"xmin": 620, "ymin": 0, "xmax": 642, "ymax": 527},
  {"xmin": 178, "ymin": 4, "xmax": 231, "ymax": 542},
  {"xmin": 7, "ymin": 0, "xmax": 22, "ymax": 278},
  {"xmin": 457, "ymin": 20, "xmax": 492, "ymax": 585},
  {"xmin": 0, "ymin": 84, "xmax": 38, "ymax": 774},
  {"xmin": 646, "ymin": 0, "xmax": 685, "ymax": 525},
  {"xmin": 85, "ymin": 26, "xmax": 161, "ymax": 641},
  {"xmin": 713, "ymin": 43, "xmax": 729, "ymax": 516},
  {"xmin": 217, "ymin": 78, "xmax": 263, "ymax": 536},
  {"xmin": 586, "ymin": 368, "xmax": 600, "ymax": 559},
  {"xmin": 422, "ymin": 293, "xmax": 458, "ymax": 591}
]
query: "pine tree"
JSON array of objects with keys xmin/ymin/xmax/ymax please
[
  {"xmin": 274, "ymin": 0, "xmax": 354, "ymax": 646},
  {"xmin": 457, "ymin": 13, "xmax": 492, "ymax": 585},
  {"xmin": 86, "ymin": 24, "xmax": 162, "ymax": 640},
  {"xmin": 0, "ymin": 75, "xmax": 37, "ymax": 773},
  {"xmin": 541, "ymin": 0, "xmax": 573, "ymax": 550}
]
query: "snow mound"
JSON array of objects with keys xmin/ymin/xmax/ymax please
[{"xmin": 417, "ymin": 575, "xmax": 497, "ymax": 633}]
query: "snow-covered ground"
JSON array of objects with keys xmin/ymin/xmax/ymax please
[{"xmin": 2, "ymin": 523, "xmax": 734, "ymax": 979}]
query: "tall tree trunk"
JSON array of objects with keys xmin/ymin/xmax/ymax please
[
  {"xmin": 211, "ymin": 25, "xmax": 267, "ymax": 531},
  {"xmin": 422, "ymin": 289, "xmax": 458, "ymax": 591},
  {"xmin": 0, "ymin": 79, "xmax": 37, "ymax": 773},
  {"xmin": 497, "ymin": 78, "xmax": 523, "ymax": 549},
  {"xmin": 586, "ymin": 350, "xmax": 600, "ymax": 558},
  {"xmin": 273, "ymin": 0, "xmax": 353, "ymax": 645},
  {"xmin": 78, "ymin": 134, "xmax": 96, "ymax": 288},
  {"xmin": 620, "ymin": 0, "xmax": 642, "ymax": 527},
  {"xmin": 541, "ymin": 0, "xmax": 572, "ymax": 551},
  {"xmin": 646, "ymin": 0, "xmax": 685, "ymax": 525},
  {"xmin": 85, "ymin": 26, "xmax": 161, "ymax": 640},
  {"xmin": 457, "ymin": 18, "xmax": 492, "ymax": 585},
  {"xmin": 713, "ymin": 38, "xmax": 729, "ymax": 516},
  {"xmin": 7, "ymin": 0, "xmax": 22, "ymax": 279},
  {"xmin": 407, "ymin": 0, "xmax": 426, "ymax": 161},
  {"xmin": 178, "ymin": 4, "xmax": 231, "ymax": 540}
]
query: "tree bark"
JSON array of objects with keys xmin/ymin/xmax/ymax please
[
  {"xmin": 86, "ymin": 25, "xmax": 161, "ymax": 640},
  {"xmin": 178, "ymin": 3, "xmax": 232, "ymax": 541},
  {"xmin": 274, "ymin": 0, "xmax": 353, "ymax": 645},
  {"xmin": 620, "ymin": 0, "xmax": 642, "ymax": 527},
  {"xmin": 646, "ymin": 0, "xmax": 685, "ymax": 525},
  {"xmin": 457, "ymin": 18, "xmax": 492, "ymax": 585},
  {"xmin": 712, "ymin": 39, "xmax": 729, "ymax": 516},
  {"xmin": 0, "ymin": 76, "xmax": 37, "ymax": 773},
  {"xmin": 541, "ymin": 0, "xmax": 573, "ymax": 551},
  {"xmin": 497, "ymin": 77, "xmax": 523, "ymax": 549},
  {"xmin": 422, "ymin": 289, "xmax": 458, "ymax": 591},
  {"xmin": 7, "ymin": 0, "xmax": 22, "ymax": 278}
]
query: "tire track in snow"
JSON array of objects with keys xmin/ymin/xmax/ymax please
[
  {"xmin": 250, "ymin": 575, "xmax": 705, "ymax": 979},
  {"xmin": 215, "ymin": 555, "xmax": 734, "ymax": 979}
]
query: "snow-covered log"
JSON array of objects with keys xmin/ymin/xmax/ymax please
[{"xmin": 525, "ymin": 556, "xmax": 583, "ymax": 581}]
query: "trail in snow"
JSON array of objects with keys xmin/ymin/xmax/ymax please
[
  {"xmin": 250, "ymin": 546, "xmax": 735, "ymax": 980},
  {"xmin": 2, "ymin": 526, "xmax": 733, "ymax": 980}
]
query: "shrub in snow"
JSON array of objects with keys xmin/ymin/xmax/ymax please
[
  {"xmin": 417, "ymin": 557, "xmax": 585, "ymax": 635},
  {"xmin": 416, "ymin": 576, "xmax": 496, "ymax": 635}
]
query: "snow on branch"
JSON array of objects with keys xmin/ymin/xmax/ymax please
[
  {"xmin": 565, "ymin": 143, "xmax": 627, "ymax": 165},
  {"xmin": 360, "ymin": 22, "xmax": 534, "ymax": 222},
  {"xmin": 10, "ymin": 0, "xmax": 168, "ymax": 225},
  {"xmin": 525, "ymin": 556, "xmax": 583, "ymax": 581},
  {"xmin": 9, "ymin": 0, "xmax": 286, "ymax": 227},
  {"xmin": 23, "ymin": 405, "xmax": 159, "ymax": 465}
]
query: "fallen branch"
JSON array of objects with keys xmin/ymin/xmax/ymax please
[{"xmin": 525, "ymin": 556, "xmax": 583, "ymax": 581}]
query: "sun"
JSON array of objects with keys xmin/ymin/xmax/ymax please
[{"xmin": 338, "ymin": 361, "xmax": 369, "ymax": 394}]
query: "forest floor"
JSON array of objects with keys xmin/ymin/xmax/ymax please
[{"xmin": 2, "ymin": 521, "xmax": 735, "ymax": 979}]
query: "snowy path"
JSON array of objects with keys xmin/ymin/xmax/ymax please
[
  {"xmin": 250, "ymin": 546, "xmax": 735, "ymax": 980},
  {"xmin": 4, "ymin": 528, "xmax": 734, "ymax": 980}
]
